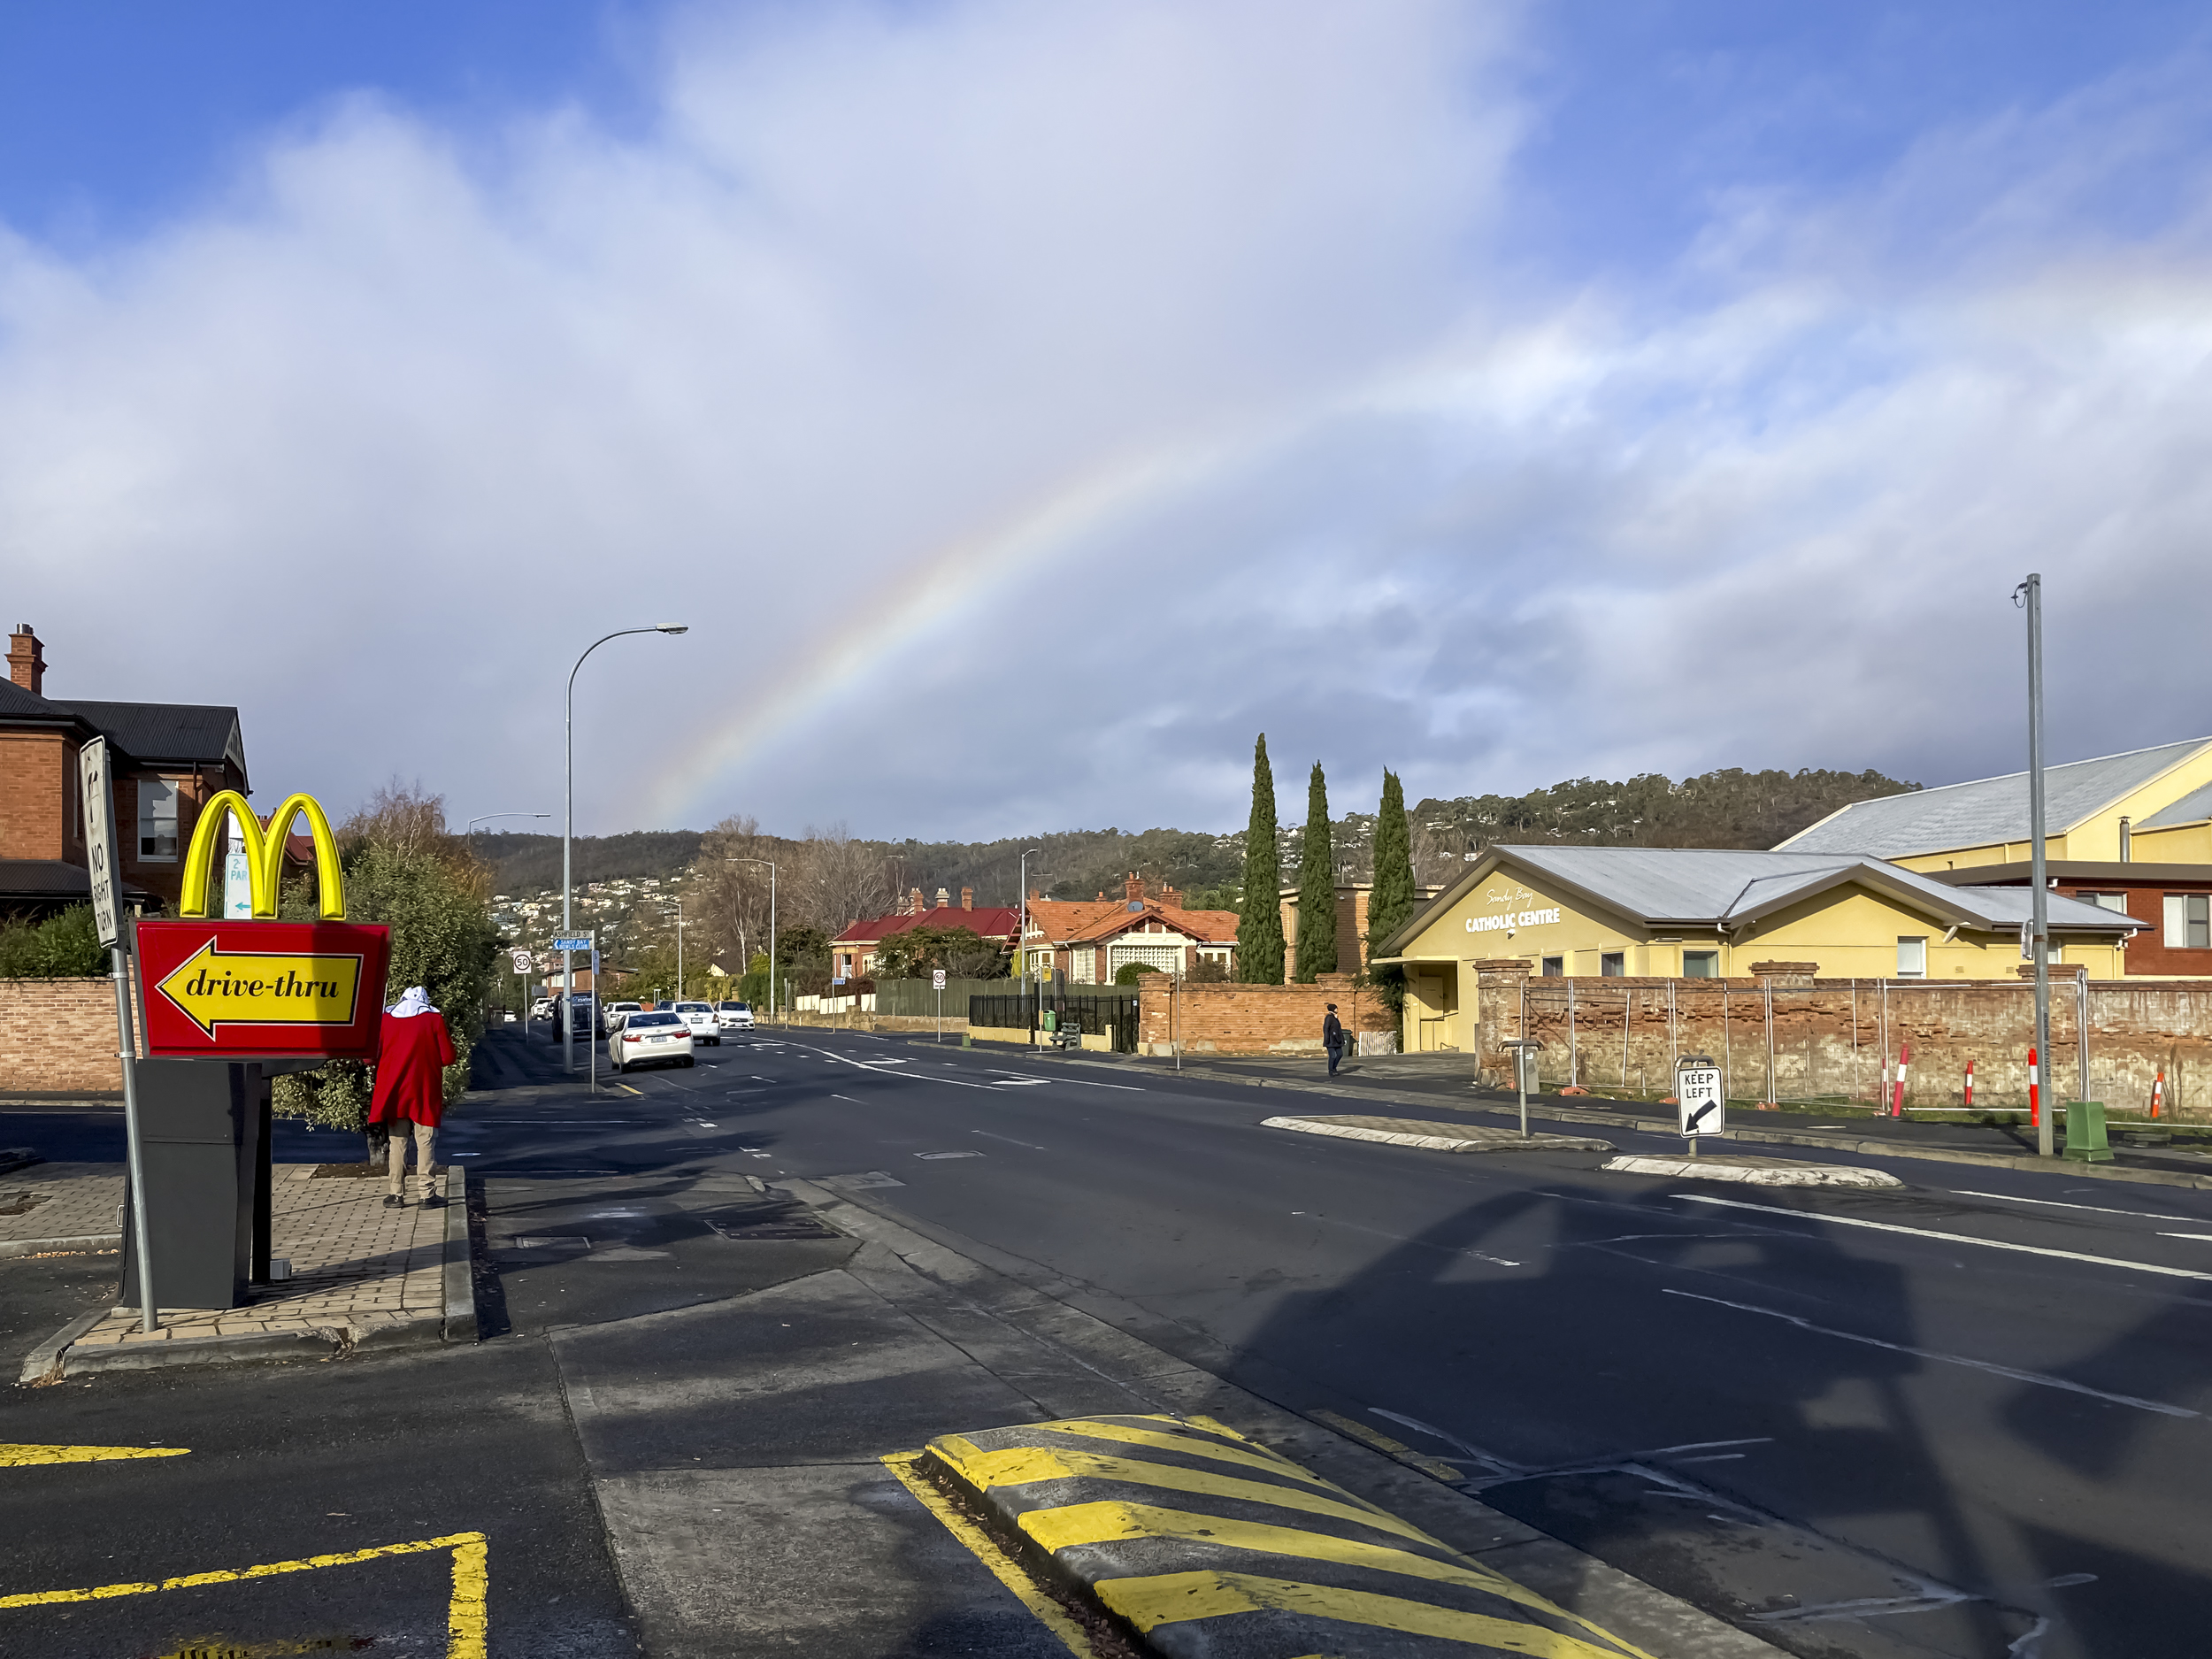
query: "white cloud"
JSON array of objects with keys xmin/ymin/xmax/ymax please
[{"xmin": 3, "ymin": 3, "xmax": 2209, "ymax": 841}]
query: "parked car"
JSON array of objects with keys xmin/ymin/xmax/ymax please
[
  {"xmin": 557, "ymin": 995, "xmax": 598, "ymax": 1037},
  {"xmin": 603, "ymin": 1001, "xmax": 644, "ymax": 1034},
  {"xmin": 609, "ymin": 1010, "xmax": 693, "ymax": 1071},
  {"xmin": 672, "ymin": 1001, "xmax": 721, "ymax": 1045},
  {"xmin": 716, "ymin": 1001, "xmax": 754, "ymax": 1031},
  {"xmin": 530, "ymin": 997, "xmax": 553, "ymax": 1021}
]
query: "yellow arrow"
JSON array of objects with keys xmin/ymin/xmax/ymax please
[
  {"xmin": 1, "ymin": 1443, "xmax": 190, "ymax": 1466},
  {"xmin": 154, "ymin": 938, "xmax": 363, "ymax": 1039}
]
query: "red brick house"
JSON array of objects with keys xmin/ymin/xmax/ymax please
[
  {"xmin": 830, "ymin": 886, "xmax": 1022, "ymax": 980},
  {"xmin": 1, "ymin": 624, "xmax": 251, "ymax": 918},
  {"xmin": 1020, "ymin": 874, "xmax": 1240, "ymax": 983}
]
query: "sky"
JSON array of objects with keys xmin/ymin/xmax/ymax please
[{"xmin": 4, "ymin": 1, "xmax": 2210, "ymax": 839}]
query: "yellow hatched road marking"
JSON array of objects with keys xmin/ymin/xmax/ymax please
[
  {"xmin": 880, "ymin": 1453, "xmax": 1088, "ymax": 1656},
  {"xmin": 1039, "ymin": 1419, "xmax": 1356, "ymax": 1492},
  {"xmin": 1, "ymin": 1444, "xmax": 191, "ymax": 1467},
  {"xmin": 0, "ymin": 1531, "xmax": 488, "ymax": 1659},
  {"xmin": 1100, "ymin": 1570, "xmax": 1656, "ymax": 1658},
  {"xmin": 932, "ymin": 1442, "xmax": 1433, "ymax": 1547}
]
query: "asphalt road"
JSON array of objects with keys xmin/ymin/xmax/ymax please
[{"xmin": 459, "ymin": 1021, "xmax": 2212, "ymax": 1659}]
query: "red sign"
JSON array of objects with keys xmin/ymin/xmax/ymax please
[{"xmin": 136, "ymin": 920, "xmax": 393, "ymax": 1060}]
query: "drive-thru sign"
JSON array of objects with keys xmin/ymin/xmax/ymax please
[{"xmin": 1677, "ymin": 1054, "xmax": 1724, "ymax": 1140}]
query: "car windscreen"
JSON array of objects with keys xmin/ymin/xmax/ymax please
[
  {"xmin": 675, "ymin": 1003, "xmax": 711, "ymax": 1013},
  {"xmin": 626, "ymin": 1013, "xmax": 683, "ymax": 1028}
]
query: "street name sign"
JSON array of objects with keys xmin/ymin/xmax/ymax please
[
  {"xmin": 76, "ymin": 737, "xmax": 124, "ymax": 949},
  {"xmin": 1677, "ymin": 1057, "xmax": 1724, "ymax": 1139},
  {"xmin": 553, "ymin": 935, "xmax": 592, "ymax": 952},
  {"xmin": 136, "ymin": 919, "xmax": 392, "ymax": 1059}
]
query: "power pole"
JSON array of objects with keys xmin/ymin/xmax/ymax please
[{"xmin": 2018, "ymin": 574, "xmax": 2055, "ymax": 1157}]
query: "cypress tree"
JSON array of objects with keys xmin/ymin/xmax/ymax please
[
  {"xmin": 1367, "ymin": 768, "xmax": 1416, "ymax": 1018},
  {"xmin": 1294, "ymin": 762, "xmax": 1337, "ymax": 982},
  {"xmin": 1236, "ymin": 735, "xmax": 1286, "ymax": 985}
]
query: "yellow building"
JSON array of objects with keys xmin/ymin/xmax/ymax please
[{"xmin": 1372, "ymin": 845, "xmax": 2143, "ymax": 1054}]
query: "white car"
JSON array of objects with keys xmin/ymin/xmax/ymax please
[
  {"xmin": 530, "ymin": 997, "xmax": 553, "ymax": 1021},
  {"xmin": 716, "ymin": 1001, "xmax": 754, "ymax": 1031},
  {"xmin": 610, "ymin": 1010, "xmax": 694, "ymax": 1071},
  {"xmin": 603, "ymin": 1002, "xmax": 644, "ymax": 1034},
  {"xmin": 672, "ymin": 1001, "xmax": 722, "ymax": 1045}
]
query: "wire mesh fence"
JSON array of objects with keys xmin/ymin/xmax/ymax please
[{"xmin": 1497, "ymin": 974, "xmax": 2212, "ymax": 1119}]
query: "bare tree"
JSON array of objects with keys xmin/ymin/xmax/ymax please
[
  {"xmin": 795, "ymin": 821, "xmax": 891, "ymax": 936},
  {"xmin": 342, "ymin": 777, "xmax": 451, "ymax": 860},
  {"xmin": 695, "ymin": 813, "xmax": 776, "ymax": 969}
]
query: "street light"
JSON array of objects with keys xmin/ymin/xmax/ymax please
[
  {"xmin": 674, "ymin": 898, "xmax": 685, "ymax": 1002},
  {"xmin": 1018, "ymin": 846, "xmax": 1041, "ymax": 1048},
  {"xmin": 2016, "ymin": 575, "xmax": 2055, "ymax": 1157},
  {"xmin": 725, "ymin": 857, "xmax": 776, "ymax": 1025},
  {"xmin": 467, "ymin": 813, "xmax": 549, "ymax": 1033},
  {"xmin": 565, "ymin": 626, "xmax": 687, "ymax": 1076}
]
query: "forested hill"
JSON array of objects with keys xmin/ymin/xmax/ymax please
[
  {"xmin": 477, "ymin": 829, "xmax": 704, "ymax": 895},
  {"xmin": 1407, "ymin": 767, "xmax": 1919, "ymax": 861}
]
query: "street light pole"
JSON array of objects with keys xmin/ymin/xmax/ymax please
[
  {"xmin": 2017, "ymin": 575, "xmax": 2055, "ymax": 1157},
  {"xmin": 726, "ymin": 858, "xmax": 776, "ymax": 1026},
  {"xmin": 1018, "ymin": 846, "xmax": 1041, "ymax": 1048},
  {"xmin": 565, "ymin": 626, "xmax": 687, "ymax": 1075},
  {"xmin": 675, "ymin": 899, "xmax": 685, "ymax": 1002}
]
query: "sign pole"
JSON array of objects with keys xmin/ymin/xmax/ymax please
[
  {"xmin": 81, "ymin": 739, "xmax": 157, "ymax": 1332},
  {"xmin": 2019, "ymin": 574, "xmax": 2055, "ymax": 1157}
]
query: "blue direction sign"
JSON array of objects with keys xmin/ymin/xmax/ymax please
[{"xmin": 553, "ymin": 935, "xmax": 593, "ymax": 952}]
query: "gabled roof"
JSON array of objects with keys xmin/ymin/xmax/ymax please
[
  {"xmin": 1025, "ymin": 896, "xmax": 1240, "ymax": 946},
  {"xmin": 58, "ymin": 700, "xmax": 247, "ymax": 780},
  {"xmin": 2140, "ymin": 779, "xmax": 2212, "ymax": 830},
  {"xmin": 1376, "ymin": 844, "xmax": 2142, "ymax": 958},
  {"xmin": 832, "ymin": 905, "xmax": 1021, "ymax": 949},
  {"xmin": 0, "ymin": 858, "xmax": 153, "ymax": 900},
  {"xmin": 1777, "ymin": 738, "xmax": 2211, "ymax": 857}
]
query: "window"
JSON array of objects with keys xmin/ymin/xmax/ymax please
[
  {"xmin": 1601, "ymin": 951, "xmax": 1624, "ymax": 977},
  {"xmin": 137, "ymin": 778, "xmax": 179, "ymax": 861},
  {"xmin": 2086, "ymin": 892, "xmax": 2130, "ymax": 913},
  {"xmin": 1682, "ymin": 950, "xmax": 1718, "ymax": 979},
  {"xmin": 1897, "ymin": 936, "xmax": 1927, "ymax": 979},
  {"xmin": 2167, "ymin": 894, "xmax": 2212, "ymax": 950},
  {"xmin": 1540, "ymin": 956, "xmax": 1563, "ymax": 978}
]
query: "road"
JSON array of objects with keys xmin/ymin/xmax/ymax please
[
  {"xmin": 466, "ymin": 1021, "xmax": 2212, "ymax": 1658},
  {"xmin": 6, "ymin": 1022, "xmax": 2209, "ymax": 1657}
]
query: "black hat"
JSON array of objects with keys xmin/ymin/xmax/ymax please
[{"xmin": 1325, "ymin": 1002, "xmax": 1337, "ymax": 1010}]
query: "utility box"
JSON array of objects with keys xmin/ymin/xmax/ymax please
[
  {"xmin": 120, "ymin": 1060, "xmax": 273, "ymax": 1310},
  {"xmin": 2063, "ymin": 1100, "xmax": 2113, "ymax": 1164}
]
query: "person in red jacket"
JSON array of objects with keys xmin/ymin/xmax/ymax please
[{"xmin": 370, "ymin": 985, "xmax": 457, "ymax": 1208}]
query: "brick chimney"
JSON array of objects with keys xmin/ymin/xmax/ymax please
[
  {"xmin": 7, "ymin": 625, "xmax": 43, "ymax": 695},
  {"xmin": 1029, "ymin": 887, "xmax": 1041, "ymax": 902},
  {"xmin": 935, "ymin": 887, "xmax": 950, "ymax": 910},
  {"xmin": 1125, "ymin": 872, "xmax": 1147, "ymax": 902},
  {"xmin": 1160, "ymin": 885, "xmax": 1183, "ymax": 910},
  {"xmin": 960, "ymin": 887, "xmax": 973, "ymax": 910},
  {"xmin": 908, "ymin": 886, "xmax": 924, "ymax": 915}
]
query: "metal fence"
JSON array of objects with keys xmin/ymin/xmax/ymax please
[
  {"xmin": 1496, "ymin": 975, "xmax": 2212, "ymax": 1118},
  {"xmin": 872, "ymin": 978, "xmax": 1010, "ymax": 1018},
  {"xmin": 969, "ymin": 988, "xmax": 1141, "ymax": 1053}
]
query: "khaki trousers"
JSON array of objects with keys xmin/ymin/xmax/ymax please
[{"xmin": 388, "ymin": 1120, "xmax": 438, "ymax": 1198}]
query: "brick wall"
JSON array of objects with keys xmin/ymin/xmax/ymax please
[
  {"xmin": 1484, "ymin": 968, "xmax": 2212, "ymax": 1119},
  {"xmin": 0, "ymin": 979, "xmax": 128, "ymax": 1093},
  {"xmin": 0, "ymin": 729, "xmax": 68, "ymax": 860},
  {"xmin": 1137, "ymin": 973, "xmax": 1395, "ymax": 1055}
]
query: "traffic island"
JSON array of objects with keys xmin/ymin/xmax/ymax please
[
  {"xmin": 1600, "ymin": 1152, "xmax": 1901, "ymax": 1188},
  {"xmin": 1261, "ymin": 1115, "xmax": 1614, "ymax": 1155},
  {"xmin": 917, "ymin": 1414, "xmax": 1655, "ymax": 1658},
  {"xmin": 17, "ymin": 1164, "xmax": 475, "ymax": 1382}
]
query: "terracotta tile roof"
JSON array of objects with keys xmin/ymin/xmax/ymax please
[
  {"xmin": 832, "ymin": 905, "xmax": 1021, "ymax": 949},
  {"xmin": 1029, "ymin": 898, "xmax": 1240, "ymax": 947}
]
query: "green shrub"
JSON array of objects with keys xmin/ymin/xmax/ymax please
[
  {"xmin": 1113, "ymin": 961, "xmax": 1165, "ymax": 985},
  {"xmin": 0, "ymin": 904, "xmax": 107, "ymax": 979}
]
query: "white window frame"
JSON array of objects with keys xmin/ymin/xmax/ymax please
[
  {"xmin": 138, "ymin": 777, "xmax": 180, "ymax": 862},
  {"xmin": 1896, "ymin": 936, "xmax": 1927, "ymax": 979},
  {"xmin": 2167, "ymin": 894, "xmax": 2212, "ymax": 950}
]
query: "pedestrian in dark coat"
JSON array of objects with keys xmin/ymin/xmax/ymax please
[
  {"xmin": 1323, "ymin": 1002, "xmax": 1346, "ymax": 1077},
  {"xmin": 370, "ymin": 986, "xmax": 457, "ymax": 1208}
]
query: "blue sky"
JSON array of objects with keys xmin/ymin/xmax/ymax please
[{"xmin": 4, "ymin": 2, "xmax": 2209, "ymax": 837}]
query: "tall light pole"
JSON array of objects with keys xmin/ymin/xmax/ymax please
[
  {"xmin": 1018, "ymin": 846, "xmax": 1041, "ymax": 1047},
  {"xmin": 468, "ymin": 811, "xmax": 549, "ymax": 1030},
  {"xmin": 2016, "ymin": 575, "xmax": 2054, "ymax": 1156},
  {"xmin": 565, "ymin": 626, "xmax": 687, "ymax": 1074},
  {"xmin": 674, "ymin": 898, "xmax": 686, "ymax": 1002},
  {"xmin": 726, "ymin": 858, "xmax": 776, "ymax": 1025}
]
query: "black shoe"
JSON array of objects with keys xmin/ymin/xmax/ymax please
[
  {"xmin": 384, "ymin": 1194, "xmax": 405, "ymax": 1208},
  {"xmin": 420, "ymin": 1194, "xmax": 445, "ymax": 1209}
]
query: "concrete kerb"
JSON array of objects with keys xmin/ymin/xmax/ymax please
[
  {"xmin": 0, "ymin": 1147, "xmax": 42, "ymax": 1176},
  {"xmin": 1601, "ymin": 1153, "xmax": 1902, "ymax": 1188},
  {"xmin": 15, "ymin": 1306, "xmax": 107, "ymax": 1386},
  {"xmin": 780, "ymin": 1177, "xmax": 1784, "ymax": 1658},
  {"xmin": 443, "ymin": 1164, "xmax": 478, "ymax": 1342},
  {"xmin": 1263, "ymin": 1116, "xmax": 1614, "ymax": 1156},
  {"xmin": 1101, "ymin": 1058, "xmax": 2212, "ymax": 1193},
  {"xmin": 0, "ymin": 1233, "xmax": 122, "ymax": 1259}
]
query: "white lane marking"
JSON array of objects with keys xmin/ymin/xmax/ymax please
[
  {"xmin": 916, "ymin": 1150, "xmax": 986, "ymax": 1159},
  {"xmin": 1675, "ymin": 1194, "xmax": 2212, "ymax": 1282},
  {"xmin": 2161, "ymin": 1233, "xmax": 2212, "ymax": 1241},
  {"xmin": 1663, "ymin": 1289, "xmax": 2200, "ymax": 1418},
  {"xmin": 971, "ymin": 1130, "xmax": 1048, "ymax": 1150},
  {"xmin": 1948, "ymin": 1189, "xmax": 2195, "ymax": 1223},
  {"xmin": 989, "ymin": 1079, "xmax": 1049, "ymax": 1087},
  {"xmin": 831, "ymin": 1094, "xmax": 861, "ymax": 1103}
]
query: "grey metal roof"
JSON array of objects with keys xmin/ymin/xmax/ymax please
[
  {"xmin": 1378, "ymin": 843, "xmax": 2141, "ymax": 955},
  {"xmin": 0, "ymin": 859, "xmax": 152, "ymax": 899},
  {"xmin": 55, "ymin": 700, "xmax": 247, "ymax": 781},
  {"xmin": 0, "ymin": 680, "xmax": 85, "ymax": 726},
  {"xmin": 1775, "ymin": 738, "xmax": 2210, "ymax": 856},
  {"xmin": 2140, "ymin": 779, "xmax": 2212, "ymax": 830}
]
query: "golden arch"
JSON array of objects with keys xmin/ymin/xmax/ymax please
[{"xmin": 180, "ymin": 790, "xmax": 347, "ymax": 920}]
